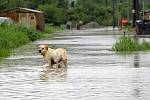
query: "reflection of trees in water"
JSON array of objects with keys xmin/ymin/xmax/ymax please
[
  {"xmin": 134, "ymin": 52, "xmax": 140, "ymax": 68},
  {"xmin": 132, "ymin": 79, "xmax": 142, "ymax": 99},
  {"xmin": 133, "ymin": 35, "xmax": 140, "ymax": 68},
  {"xmin": 132, "ymin": 49, "xmax": 142, "ymax": 98}
]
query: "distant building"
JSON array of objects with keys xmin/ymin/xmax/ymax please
[
  {"xmin": 0, "ymin": 7, "xmax": 45, "ymax": 31},
  {"xmin": 144, "ymin": 9, "xmax": 150, "ymax": 20}
]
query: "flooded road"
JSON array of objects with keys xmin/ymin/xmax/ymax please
[{"xmin": 1, "ymin": 28, "xmax": 150, "ymax": 100}]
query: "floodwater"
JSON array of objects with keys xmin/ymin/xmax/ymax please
[{"xmin": 0, "ymin": 28, "xmax": 150, "ymax": 100}]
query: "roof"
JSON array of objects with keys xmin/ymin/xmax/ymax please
[
  {"xmin": 0, "ymin": 7, "xmax": 44, "ymax": 13},
  {"xmin": 17, "ymin": 7, "xmax": 43, "ymax": 13}
]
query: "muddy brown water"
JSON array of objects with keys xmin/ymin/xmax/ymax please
[{"xmin": 0, "ymin": 28, "xmax": 150, "ymax": 100}]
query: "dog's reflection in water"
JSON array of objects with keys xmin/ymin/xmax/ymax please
[{"xmin": 40, "ymin": 62, "xmax": 67, "ymax": 82}]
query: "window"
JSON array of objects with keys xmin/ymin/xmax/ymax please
[{"xmin": 31, "ymin": 15, "xmax": 35, "ymax": 20}]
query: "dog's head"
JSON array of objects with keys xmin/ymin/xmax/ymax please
[{"xmin": 38, "ymin": 45, "xmax": 49, "ymax": 56}]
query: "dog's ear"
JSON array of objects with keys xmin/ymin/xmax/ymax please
[{"xmin": 45, "ymin": 45, "xmax": 48, "ymax": 51}]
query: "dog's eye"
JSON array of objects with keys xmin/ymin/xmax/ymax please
[{"xmin": 42, "ymin": 48, "xmax": 44, "ymax": 49}]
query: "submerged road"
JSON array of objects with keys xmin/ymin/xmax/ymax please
[{"xmin": 0, "ymin": 28, "xmax": 150, "ymax": 100}]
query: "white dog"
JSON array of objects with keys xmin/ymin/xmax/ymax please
[{"xmin": 39, "ymin": 45, "xmax": 67, "ymax": 68}]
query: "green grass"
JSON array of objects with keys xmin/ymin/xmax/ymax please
[
  {"xmin": 0, "ymin": 24, "xmax": 41, "ymax": 58},
  {"xmin": 0, "ymin": 24, "xmax": 62, "ymax": 60},
  {"xmin": 123, "ymin": 25, "xmax": 133, "ymax": 33},
  {"xmin": 112, "ymin": 36, "xmax": 138, "ymax": 51},
  {"xmin": 45, "ymin": 25, "xmax": 62, "ymax": 33},
  {"xmin": 42, "ymin": 25, "xmax": 62, "ymax": 39},
  {"xmin": 113, "ymin": 36, "xmax": 150, "ymax": 52}
]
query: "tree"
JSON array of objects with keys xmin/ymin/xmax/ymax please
[
  {"xmin": 70, "ymin": 0, "xmax": 113, "ymax": 25},
  {"xmin": 38, "ymin": 4, "xmax": 66, "ymax": 25}
]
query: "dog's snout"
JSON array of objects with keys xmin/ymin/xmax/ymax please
[{"xmin": 39, "ymin": 50, "xmax": 41, "ymax": 53}]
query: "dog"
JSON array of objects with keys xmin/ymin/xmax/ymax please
[{"xmin": 39, "ymin": 45, "xmax": 67, "ymax": 68}]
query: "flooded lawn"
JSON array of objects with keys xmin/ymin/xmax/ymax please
[{"xmin": 0, "ymin": 28, "xmax": 150, "ymax": 100}]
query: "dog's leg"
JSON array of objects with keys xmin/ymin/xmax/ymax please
[
  {"xmin": 63, "ymin": 59, "xmax": 67, "ymax": 67},
  {"xmin": 55, "ymin": 61, "xmax": 59, "ymax": 68},
  {"xmin": 43, "ymin": 63, "xmax": 49, "ymax": 68},
  {"xmin": 53, "ymin": 58, "xmax": 60, "ymax": 68},
  {"xmin": 57, "ymin": 61, "xmax": 62, "ymax": 68},
  {"xmin": 47, "ymin": 60, "xmax": 53, "ymax": 68},
  {"xmin": 61, "ymin": 50, "xmax": 68, "ymax": 67}
]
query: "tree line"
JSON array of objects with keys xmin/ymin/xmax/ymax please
[{"xmin": 0, "ymin": 0, "xmax": 150, "ymax": 26}]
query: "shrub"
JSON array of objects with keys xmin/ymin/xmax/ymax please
[
  {"xmin": 45, "ymin": 25, "xmax": 61, "ymax": 33},
  {"xmin": 113, "ymin": 36, "xmax": 150, "ymax": 52},
  {"xmin": 19, "ymin": 26, "xmax": 42, "ymax": 41},
  {"xmin": 140, "ymin": 40, "xmax": 150, "ymax": 50},
  {"xmin": 0, "ymin": 24, "xmax": 41, "ymax": 57},
  {"xmin": 0, "ymin": 25, "xmax": 29, "ymax": 49},
  {"xmin": 113, "ymin": 36, "xmax": 138, "ymax": 51}
]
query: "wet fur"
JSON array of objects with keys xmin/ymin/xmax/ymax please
[{"xmin": 39, "ymin": 45, "xmax": 67, "ymax": 68}]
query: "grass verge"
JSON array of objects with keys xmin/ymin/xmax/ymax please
[
  {"xmin": 113, "ymin": 36, "xmax": 150, "ymax": 52},
  {"xmin": 0, "ymin": 24, "xmax": 61, "ymax": 60}
]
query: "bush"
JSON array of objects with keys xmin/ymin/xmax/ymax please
[
  {"xmin": 45, "ymin": 25, "xmax": 61, "ymax": 33},
  {"xmin": 0, "ymin": 25, "xmax": 30, "ymax": 49},
  {"xmin": 113, "ymin": 36, "xmax": 138, "ymax": 51},
  {"xmin": 0, "ymin": 24, "xmax": 41, "ymax": 57},
  {"xmin": 140, "ymin": 40, "xmax": 150, "ymax": 50},
  {"xmin": 38, "ymin": 4, "xmax": 66, "ymax": 25},
  {"xmin": 113, "ymin": 36, "xmax": 150, "ymax": 52},
  {"xmin": 19, "ymin": 26, "xmax": 42, "ymax": 41}
]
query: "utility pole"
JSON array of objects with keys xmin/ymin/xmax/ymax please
[
  {"xmin": 117, "ymin": 0, "xmax": 120, "ymax": 27},
  {"xmin": 106, "ymin": 0, "xmax": 108, "ymax": 7},
  {"xmin": 142, "ymin": 0, "xmax": 145, "ymax": 20},
  {"xmin": 126, "ymin": 0, "xmax": 129, "ymax": 20},
  {"xmin": 132, "ymin": 0, "xmax": 140, "ymax": 27},
  {"xmin": 113, "ymin": 0, "xmax": 115, "ymax": 29}
]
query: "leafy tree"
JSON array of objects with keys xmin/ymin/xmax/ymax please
[
  {"xmin": 146, "ymin": 4, "xmax": 150, "ymax": 9},
  {"xmin": 38, "ymin": 4, "xmax": 66, "ymax": 25},
  {"xmin": 70, "ymin": 0, "xmax": 113, "ymax": 25},
  {"xmin": 0, "ymin": 0, "xmax": 7, "ymax": 10},
  {"xmin": 0, "ymin": 0, "xmax": 149, "ymax": 26}
]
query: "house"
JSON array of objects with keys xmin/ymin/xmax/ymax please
[
  {"xmin": 144, "ymin": 9, "xmax": 150, "ymax": 20},
  {"xmin": 0, "ymin": 7, "xmax": 45, "ymax": 31}
]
